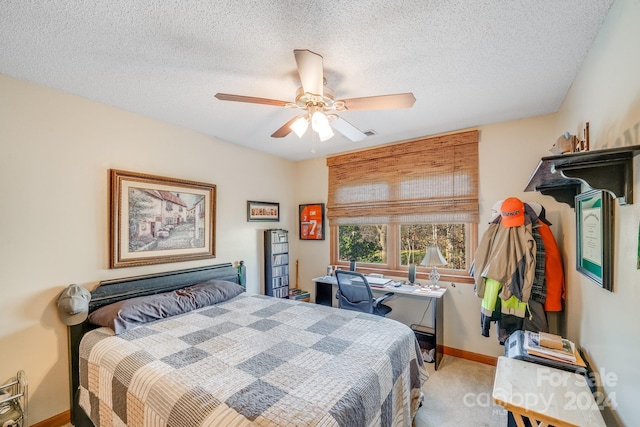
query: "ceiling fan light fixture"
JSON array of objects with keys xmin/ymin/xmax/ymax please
[
  {"xmin": 318, "ymin": 125, "xmax": 334, "ymax": 141},
  {"xmin": 311, "ymin": 110, "xmax": 329, "ymax": 131},
  {"xmin": 290, "ymin": 116, "xmax": 309, "ymax": 138},
  {"xmin": 311, "ymin": 110, "xmax": 334, "ymax": 141}
]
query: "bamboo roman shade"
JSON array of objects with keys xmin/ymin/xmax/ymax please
[{"xmin": 326, "ymin": 130, "xmax": 479, "ymax": 225}]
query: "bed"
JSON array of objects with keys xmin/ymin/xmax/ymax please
[{"xmin": 68, "ymin": 263, "xmax": 428, "ymax": 426}]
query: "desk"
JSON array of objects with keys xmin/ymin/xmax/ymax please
[
  {"xmin": 493, "ymin": 356, "xmax": 606, "ymax": 427},
  {"xmin": 312, "ymin": 276, "xmax": 446, "ymax": 370}
]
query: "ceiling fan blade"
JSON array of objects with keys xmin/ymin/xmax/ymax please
[
  {"xmin": 294, "ymin": 49, "xmax": 324, "ymax": 96},
  {"xmin": 215, "ymin": 93, "xmax": 289, "ymax": 107},
  {"xmin": 271, "ymin": 115, "xmax": 302, "ymax": 138},
  {"xmin": 340, "ymin": 93, "xmax": 416, "ymax": 111},
  {"xmin": 329, "ymin": 116, "xmax": 367, "ymax": 142}
]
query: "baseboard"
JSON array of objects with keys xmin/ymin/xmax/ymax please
[
  {"xmin": 443, "ymin": 346, "xmax": 498, "ymax": 366},
  {"xmin": 31, "ymin": 410, "xmax": 70, "ymax": 427}
]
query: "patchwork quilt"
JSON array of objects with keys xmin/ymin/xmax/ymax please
[{"xmin": 79, "ymin": 293, "xmax": 428, "ymax": 426}]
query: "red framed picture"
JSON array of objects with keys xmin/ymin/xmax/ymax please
[{"xmin": 299, "ymin": 203, "xmax": 325, "ymax": 240}]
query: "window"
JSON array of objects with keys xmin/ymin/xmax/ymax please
[
  {"xmin": 338, "ymin": 225, "xmax": 388, "ymax": 264},
  {"xmin": 399, "ymin": 224, "xmax": 466, "ymax": 269},
  {"xmin": 327, "ymin": 131, "xmax": 478, "ymax": 282}
]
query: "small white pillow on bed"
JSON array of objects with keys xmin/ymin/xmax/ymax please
[{"xmin": 88, "ymin": 279, "xmax": 245, "ymax": 334}]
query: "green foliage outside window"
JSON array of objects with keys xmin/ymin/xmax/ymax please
[
  {"xmin": 338, "ymin": 225, "xmax": 387, "ymax": 263},
  {"xmin": 338, "ymin": 223, "xmax": 466, "ymax": 270},
  {"xmin": 400, "ymin": 224, "xmax": 466, "ymax": 270}
]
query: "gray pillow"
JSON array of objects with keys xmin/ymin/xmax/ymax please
[{"xmin": 88, "ymin": 279, "xmax": 245, "ymax": 334}]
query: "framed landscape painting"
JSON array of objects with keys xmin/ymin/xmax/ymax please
[{"xmin": 110, "ymin": 169, "xmax": 216, "ymax": 268}]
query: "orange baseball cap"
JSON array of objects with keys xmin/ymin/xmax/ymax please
[{"xmin": 500, "ymin": 197, "xmax": 525, "ymax": 228}]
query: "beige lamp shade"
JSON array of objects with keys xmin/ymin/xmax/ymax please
[
  {"xmin": 420, "ymin": 246, "xmax": 447, "ymax": 267},
  {"xmin": 420, "ymin": 246, "xmax": 447, "ymax": 288}
]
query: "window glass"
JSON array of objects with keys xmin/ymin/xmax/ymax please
[
  {"xmin": 400, "ymin": 224, "xmax": 466, "ymax": 270},
  {"xmin": 338, "ymin": 225, "xmax": 388, "ymax": 264}
]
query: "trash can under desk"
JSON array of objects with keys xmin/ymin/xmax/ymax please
[
  {"xmin": 411, "ymin": 324, "xmax": 437, "ymax": 366},
  {"xmin": 315, "ymin": 279, "xmax": 333, "ymax": 306}
]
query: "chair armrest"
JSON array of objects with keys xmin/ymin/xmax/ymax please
[{"xmin": 373, "ymin": 292, "xmax": 394, "ymax": 307}]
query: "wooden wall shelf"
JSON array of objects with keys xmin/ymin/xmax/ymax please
[{"xmin": 525, "ymin": 145, "xmax": 640, "ymax": 207}]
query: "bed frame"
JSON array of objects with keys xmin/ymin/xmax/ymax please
[{"xmin": 68, "ymin": 263, "xmax": 243, "ymax": 427}]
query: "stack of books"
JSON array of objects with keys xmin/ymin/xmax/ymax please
[
  {"xmin": 288, "ymin": 288, "xmax": 310, "ymax": 302},
  {"xmin": 523, "ymin": 331, "xmax": 585, "ymax": 366}
]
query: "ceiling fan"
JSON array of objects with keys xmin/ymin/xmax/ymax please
[{"xmin": 215, "ymin": 49, "xmax": 416, "ymax": 142}]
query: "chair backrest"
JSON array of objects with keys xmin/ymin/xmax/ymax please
[{"xmin": 335, "ymin": 270, "xmax": 374, "ymax": 314}]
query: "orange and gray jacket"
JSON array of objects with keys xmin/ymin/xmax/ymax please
[{"xmin": 473, "ymin": 208, "xmax": 537, "ymax": 304}]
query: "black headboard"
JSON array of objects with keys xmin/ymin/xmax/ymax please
[{"xmin": 68, "ymin": 263, "xmax": 243, "ymax": 427}]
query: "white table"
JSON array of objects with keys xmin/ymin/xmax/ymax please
[
  {"xmin": 493, "ymin": 356, "xmax": 606, "ymax": 427},
  {"xmin": 312, "ymin": 275, "xmax": 446, "ymax": 369}
]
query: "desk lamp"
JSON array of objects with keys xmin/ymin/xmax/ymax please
[{"xmin": 420, "ymin": 246, "xmax": 447, "ymax": 289}]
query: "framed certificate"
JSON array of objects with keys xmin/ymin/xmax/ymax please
[
  {"xmin": 299, "ymin": 203, "xmax": 325, "ymax": 240},
  {"xmin": 575, "ymin": 189, "xmax": 614, "ymax": 291}
]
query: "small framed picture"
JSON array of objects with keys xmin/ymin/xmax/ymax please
[
  {"xmin": 299, "ymin": 203, "xmax": 325, "ymax": 240},
  {"xmin": 247, "ymin": 201, "xmax": 280, "ymax": 222}
]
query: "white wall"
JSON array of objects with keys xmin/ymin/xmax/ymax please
[
  {"xmin": 293, "ymin": 158, "xmax": 330, "ymax": 293},
  {"xmin": 554, "ymin": 0, "xmax": 640, "ymax": 424},
  {"xmin": 0, "ymin": 74, "xmax": 297, "ymax": 424}
]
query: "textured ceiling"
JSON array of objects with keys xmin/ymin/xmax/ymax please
[{"xmin": 0, "ymin": 1, "xmax": 614, "ymax": 161}]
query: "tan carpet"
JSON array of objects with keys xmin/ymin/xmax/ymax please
[{"xmin": 414, "ymin": 355, "xmax": 508, "ymax": 427}]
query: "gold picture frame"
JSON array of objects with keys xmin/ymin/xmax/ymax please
[{"xmin": 110, "ymin": 169, "xmax": 216, "ymax": 268}]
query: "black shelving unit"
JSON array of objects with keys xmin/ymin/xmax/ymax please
[
  {"xmin": 524, "ymin": 144, "xmax": 640, "ymax": 207},
  {"xmin": 264, "ymin": 229, "xmax": 289, "ymax": 298}
]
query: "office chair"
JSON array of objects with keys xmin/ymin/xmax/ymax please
[{"xmin": 334, "ymin": 270, "xmax": 394, "ymax": 317}]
